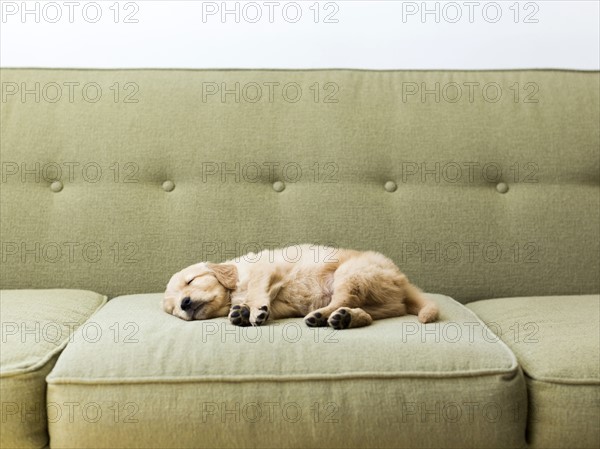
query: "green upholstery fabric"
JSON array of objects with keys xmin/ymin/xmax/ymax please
[
  {"xmin": 1, "ymin": 69, "xmax": 599, "ymax": 302},
  {"xmin": 47, "ymin": 293, "xmax": 527, "ymax": 449},
  {"xmin": 468, "ymin": 295, "xmax": 600, "ymax": 449},
  {"xmin": 0, "ymin": 290, "xmax": 107, "ymax": 449}
]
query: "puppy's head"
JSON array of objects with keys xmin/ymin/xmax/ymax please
[{"xmin": 163, "ymin": 262, "xmax": 238, "ymax": 321}]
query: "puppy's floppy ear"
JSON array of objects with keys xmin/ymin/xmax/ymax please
[{"xmin": 207, "ymin": 263, "xmax": 238, "ymax": 290}]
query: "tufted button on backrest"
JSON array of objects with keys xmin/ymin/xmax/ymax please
[
  {"xmin": 384, "ymin": 181, "xmax": 397, "ymax": 193},
  {"xmin": 496, "ymin": 182, "xmax": 509, "ymax": 194},
  {"xmin": 50, "ymin": 181, "xmax": 63, "ymax": 193},
  {"xmin": 272, "ymin": 181, "xmax": 285, "ymax": 192},
  {"xmin": 162, "ymin": 181, "xmax": 175, "ymax": 192}
]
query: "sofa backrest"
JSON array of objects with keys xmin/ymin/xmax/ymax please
[{"xmin": 1, "ymin": 69, "xmax": 598, "ymax": 301}]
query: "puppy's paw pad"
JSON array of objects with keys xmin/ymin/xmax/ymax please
[
  {"xmin": 251, "ymin": 305, "xmax": 270, "ymax": 326},
  {"xmin": 229, "ymin": 304, "xmax": 251, "ymax": 327},
  {"xmin": 328, "ymin": 308, "xmax": 352, "ymax": 330},
  {"xmin": 304, "ymin": 311, "xmax": 327, "ymax": 327}
]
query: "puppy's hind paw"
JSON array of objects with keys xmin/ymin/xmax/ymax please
[
  {"xmin": 328, "ymin": 307, "xmax": 373, "ymax": 329},
  {"xmin": 304, "ymin": 310, "xmax": 328, "ymax": 327},
  {"xmin": 328, "ymin": 307, "xmax": 352, "ymax": 329}
]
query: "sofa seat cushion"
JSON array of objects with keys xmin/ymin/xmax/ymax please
[
  {"xmin": 468, "ymin": 295, "xmax": 600, "ymax": 449},
  {"xmin": 47, "ymin": 293, "xmax": 526, "ymax": 449},
  {"xmin": 0, "ymin": 289, "xmax": 107, "ymax": 449}
]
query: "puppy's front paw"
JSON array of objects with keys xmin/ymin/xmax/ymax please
[
  {"xmin": 229, "ymin": 304, "xmax": 251, "ymax": 327},
  {"xmin": 328, "ymin": 307, "xmax": 352, "ymax": 330},
  {"xmin": 250, "ymin": 305, "xmax": 269, "ymax": 326},
  {"xmin": 229, "ymin": 304, "xmax": 269, "ymax": 327}
]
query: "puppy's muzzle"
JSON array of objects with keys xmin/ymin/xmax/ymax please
[{"xmin": 181, "ymin": 297, "xmax": 192, "ymax": 311}]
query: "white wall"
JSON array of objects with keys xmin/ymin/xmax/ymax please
[{"xmin": 1, "ymin": 0, "xmax": 598, "ymax": 69}]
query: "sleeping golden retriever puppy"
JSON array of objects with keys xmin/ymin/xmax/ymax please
[{"xmin": 163, "ymin": 245, "xmax": 438, "ymax": 329}]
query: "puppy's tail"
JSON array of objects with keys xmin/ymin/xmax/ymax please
[{"xmin": 404, "ymin": 283, "xmax": 439, "ymax": 323}]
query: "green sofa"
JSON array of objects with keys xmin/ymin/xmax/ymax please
[{"xmin": 1, "ymin": 69, "xmax": 598, "ymax": 449}]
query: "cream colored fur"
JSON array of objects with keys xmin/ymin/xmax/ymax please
[{"xmin": 163, "ymin": 245, "xmax": 438, "ymax": 329}]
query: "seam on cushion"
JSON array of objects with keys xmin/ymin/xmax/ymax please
[
  {"xmin": 467, "ymin": 294, "xmax": 600, "ymax": 303},
  {"xmin": 0, "ymin": 294, "xmax": 108, "ymax": 378},
  {"xmin": 46, "ymin": 367, "xmax": 522, "ymax": 385},
  {"xmin": 1, "ymin": 68, "xmax": 599, "ymax": 74},
  {"xmin": 522, "ymin": 371, "xmax": 600, "ymax": 386}
]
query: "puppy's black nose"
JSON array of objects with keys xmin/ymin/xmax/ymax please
[{"xmin": 181, "ymin": 297, "xmax": 192, "ymax": 310}]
